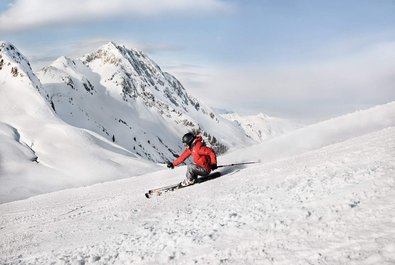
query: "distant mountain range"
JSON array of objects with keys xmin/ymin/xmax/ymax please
[{"xmin": 222, "ymin": 113, "xmax": 303, "ymax": 142}]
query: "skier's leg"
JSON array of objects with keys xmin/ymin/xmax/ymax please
[{"xmin": 182, "ymin": 164, "xmax": 209, "ymax": 186}]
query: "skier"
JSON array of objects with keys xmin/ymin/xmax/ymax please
[{"xmin": 167, "ymin": 132, "xmax": 217, "ymax": 186}]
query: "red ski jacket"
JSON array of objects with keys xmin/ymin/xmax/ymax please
[{"xmin": 172, "ymin": 136, "xmax": 217, "ymax": 172}]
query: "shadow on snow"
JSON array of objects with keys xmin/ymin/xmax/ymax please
[{"xmin": 195, "ymin": 165, "xmax": 244, "ymax": 184}]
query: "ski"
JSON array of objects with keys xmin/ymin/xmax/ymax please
[
  {"xmin": 145, "ymin": 162, "xmax": 257, "ymax": 198},
  {"xmin": 145, "ymin": 182, "xmax": 183, "ymax": 198},
  {"xmin": 145, "ymin": 172, "xmax": 222, "ymax": 198}
]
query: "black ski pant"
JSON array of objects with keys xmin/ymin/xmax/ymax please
[{"xmin": 185, "ymin": 164, "xmax": 209, "ymax": 185}]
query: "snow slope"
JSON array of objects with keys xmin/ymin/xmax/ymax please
[
  {"xmin": 0, "ymin": 104, "xmax": 394, "ymax": 264},
  {"xmin": 0, "ymin": 41, "xmax": 158, "ymax": 203},
  {"xmin": 222, "ymin": 101, "xmax": 395, "ymax": 165}
]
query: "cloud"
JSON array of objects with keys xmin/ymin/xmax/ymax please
[
  {"xmin": 174, "ymin": 41, "xmax": 395, "ymax": 119},
  {"xmin": 0, "ymin": 0, "xmax": 232, "ymax": 31}
]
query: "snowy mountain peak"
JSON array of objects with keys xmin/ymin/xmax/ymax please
[
  {"xmin": 81, "ymin": 42, "xmax": 211, "ymax": 118},
  {"xmin": 0, "ymin": 41, "xmax": 34, "ymax": 78},
  {"xmin": 100, "ymin": 41, "xmax": 146, "ymax": 60},
  {"xmin": 0, "ymin": 41, "xmax": 23, "ymax": 59},
  {"xmin": 46, "ymin": 56, "xmax": 88, "ymax": 77},
  {"xmin": 83, "ymin": 41, "xmax": 124, "ymax": 65},
  {"xmin": 102, "ymin": 41, "xmax": 119, "ymax": 50},
  {"xmin": 0, "ymin": 41, "xmax": 42, "ymax": 93},
  {"xmin": 83, "ymin": 41, "xmax": 164, "ymax": 80},
  {"xmin": 52, "ymin": 55, "xmax": 76, "ymax": 67},
  {"xmin": 82, "ymin": 42, "xmax": 148, "ymax": 69}
]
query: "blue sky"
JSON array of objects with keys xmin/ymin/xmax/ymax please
[{"xmin": 1, "ymin": 0, "xmax": 395, "ymax": 121}]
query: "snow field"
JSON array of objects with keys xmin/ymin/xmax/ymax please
[{"xmin": 1, "ymin": 127, "xmax": 394, "ymax": 264}]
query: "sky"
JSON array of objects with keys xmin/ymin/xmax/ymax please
[{"xmin": 0, "ymin": 0, "xmax": 395, "ymax": 121}]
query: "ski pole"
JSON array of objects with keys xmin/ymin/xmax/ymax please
[{"xmin": 217, "ymin": 161, "xmax": 260, "ymax": 168}]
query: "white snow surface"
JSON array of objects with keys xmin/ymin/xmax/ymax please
[{"xmin": 1, "ymin": 102, "xmax": 395, "ymax": 264}]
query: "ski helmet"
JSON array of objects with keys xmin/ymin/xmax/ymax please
[{"xmin": 182, "ymin": 133, "xmax": 195, "ymax": 146}]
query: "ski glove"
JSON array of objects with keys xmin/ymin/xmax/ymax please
[
  {"xmin": 211, "ymin": 164, "xmax": 218, "ymax": 170},
  {"xmin": 167, "ymin": 162, "xmax": 174, "ymax": 169}
]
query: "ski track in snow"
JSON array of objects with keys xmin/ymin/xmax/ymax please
[{"xmin": 1, "ymin": 127, "xmax": 395, "ymax": 264}]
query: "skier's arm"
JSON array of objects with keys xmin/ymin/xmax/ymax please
[
  {"xmin": 208, "ymin": 147, "xmax": 217, "ymax": 167},
  {"xmin": 172, "ymin": 148, "xmax": 192, "ymax": 167}
]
